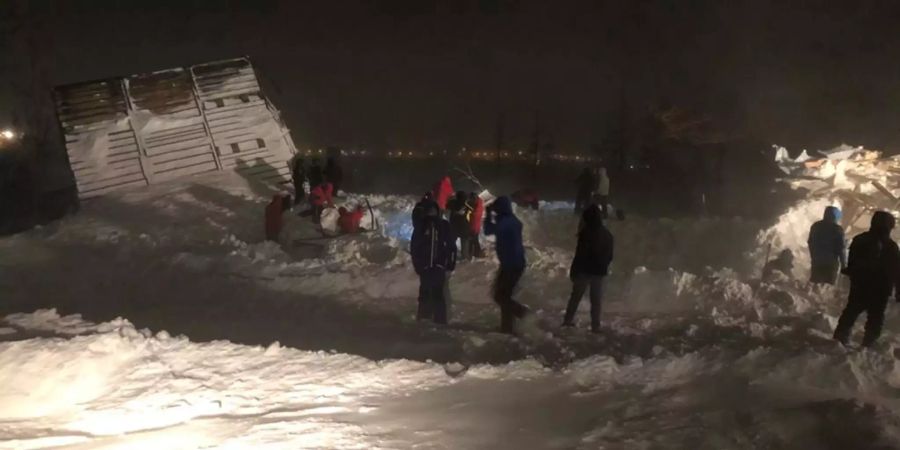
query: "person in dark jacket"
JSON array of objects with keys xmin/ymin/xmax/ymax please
[
  {"xmin": 410, "ymin": 200, "xmax": 457, "ymax": 324},
  {"xmin": 448, "ymin": 191, "xmax": 473, "ymax": 260},
  {"xmin": 833, "ymin": 211, "xmax": 900, "ymax": 348},
  {"xmin": 808, "ymin": 206, "xmax": 847, "ymax": 284},
  {"xmin": 290, "ymin": 157, "xmax": 307, "ymax": 205},
  {"xmin": 308, "ymin": 158, "xmax": 324, "ymax": 189},
  {"xmin": 324, "ymin": 157, "xmax": 344, "ymax": 195},
  {"xmin": 484, "ymin": 196, "xmax": 529, "ymax": 333},
  {"xmin": 575, "ymin": 168, "xmax": 595, "ymax": 214},
  {"xmin": 563, "ymin": 205, "xmax": 614, "ymax": 333}
]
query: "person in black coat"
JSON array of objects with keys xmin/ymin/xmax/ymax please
[
  {"xmin": 410, "ymin": 199, "xmax": 457, "ymax": 324},
  {"xmin": 308, "ymin": 158, "xmax": 324, "ymax": 189},
  {"xmin": 574, "ymin": 168, "xmax": 595, "ymax": 214},
  {"xmin": 563, "ymin": 204, "xmax": 614, "ymax": 333},
  {"xmin": 834, "ymin": 211, "xmax": 900, "ymax": 348},
  {"xmin": 447, "ymin": 191, "xmax": 473, "ymax": 260},
  {"xmin": 324, "ymin": 156, "xmax": 344, "ymax": 194},
  {"xmin": 290, "ymin": 157, "xmax": 307, "ymax": 205}
]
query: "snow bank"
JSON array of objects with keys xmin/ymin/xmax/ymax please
[{"xmin": 5, "ymin": 309, "xmax": 900, "ymax": 449}]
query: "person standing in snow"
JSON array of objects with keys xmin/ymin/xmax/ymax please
[
  {"xmin": 595, "ymin": 167, "xmax": 611, "ymax": 218},
  {"xmin": 290, "ymin": 156, "xmax": 307, "ymax": 205},
  {"xmin": 575, "ymin": 168, "xmax": 595, "ymax": 214},
  {"xmin": 448, "ymin": 191, "xmax": 474, "ymax": 260},
  {"xmin": 468, "ymin": 192, "xmax": 485, "ymax": 259},
  {"xmin": 410, "ymin": 199, "xmax": 457, "ymax": 324},
  {"xmin": 833, "ymin": 211, "xmax": 900, "ymax": 348},
  {"xmin": 265, "ymin": 193, "xmax": 292, "ymax": 241},
  {"xmin": 484, "ymin": 196, "xmax": 530, "ymax": 334},
  {"xmin": 308, "ymin": 158, "xmax": 324, "ymax": 189},
  {"xmin": 563, "ymin": 205, "xmax": 614, "ymax": 333},
  {"xmin": 808, "ymin": 206, "xmax": 847, "ymax": 285},
  {"xmin": 324, "ymin": 156, "xmax": 344, "ymax": 195},
  {"xmin": 433, "ymin": 176, "xmax": 454, "ymax": 214}
]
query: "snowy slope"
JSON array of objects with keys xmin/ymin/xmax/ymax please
[{"xmin": 3, "ymin": 171, "xmax": 900, "ymax": 448}]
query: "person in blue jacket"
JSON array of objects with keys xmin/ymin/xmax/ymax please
[
  {"xmin": 808, "ymin": 206, "xmax": 847, "ymax": 284},
  {"xmin": 484, "ymin": 196, "xmax": 530, "ymax": 334},
  {"xmin": 410, "ymin": 199, "xmax": 457, "ymax": 324}
]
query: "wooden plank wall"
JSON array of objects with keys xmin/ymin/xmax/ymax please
[{"xmin": 55, "ymin": 57, "xmax": 296, "ymax": 200}]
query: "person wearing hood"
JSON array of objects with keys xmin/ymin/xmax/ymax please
[
  {"xmin": 484, "ymin": 196, "xmax": 529, "ymax": 334},
  {"xmin": 575, "ymin": 168, "xmax": 595, "ymax": 214},
  {"xmin": 412, "ymin": 192, "xmax": 435, "ymax": 231},
  {"xmin": 324, "ymin": 156, "xmax": 344, "ymax": 195},
  {"xmin": 833, "ymin": 211, "xmax": 900, "ymax": 348},
  {"xmin": 410, "ymin": 199, "xmax": 457, "ymax": 324},
  {"xmin": 808, "ymin": 206, "xmax": 847, "ymax": 284},
  {"xmin": 433, "ymin": 176, "xmax": 454, "ymax": 213},
  {"xmin": 447, "ymin": 191, "xmax": 474, "ymax": 259},
  {"xmin": 563, "ymin": 205, "xmax": 614, "ymax": 333}
]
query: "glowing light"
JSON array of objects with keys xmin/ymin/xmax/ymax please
[{"xmin": 1, "ymin": 129, "xmax": 16, "ymax": 140}]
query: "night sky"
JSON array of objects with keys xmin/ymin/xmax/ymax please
[{"xmin": 4, "ymin": 0, "xmax": 900, "ymax": 154}]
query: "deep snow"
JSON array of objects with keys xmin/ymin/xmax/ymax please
[{"xmin": 3, "ymin": 171, "xmax": 900, "ymax": 449}]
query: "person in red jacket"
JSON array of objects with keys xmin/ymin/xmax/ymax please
[
  {"xmin": 265, "ymin": 193, "xmax": 291, "ymax": 241},
  {"xmin": 432, "ymin": 176, "xmax": 454, "ymax": 212},
  {"xmin": 468, "ymin": 192, "xmax": 485, "ymax": 259},
  {"xmin": 309, "ymin": 182, "xmax": 334, "ymax": 222},
  {"xmin": 338, "ymin": 206, "xmax": 365, "ymax": 234}
]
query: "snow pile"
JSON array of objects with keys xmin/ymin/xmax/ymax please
[{"xmin": 5, "ymin": 308, "xmax": 900, "ymax": 449}]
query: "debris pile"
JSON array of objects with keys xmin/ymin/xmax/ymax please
[{"xmin": 756, "ymin": 144, "xmax": 900, "ymax": 277}]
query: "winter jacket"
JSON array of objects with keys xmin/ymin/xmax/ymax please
[
  {"xmin": 484, "ymin": 196, "xmax": 526, "ymax": 270},
  {"xmin": 265, "ymin": 194, "xmax": 289, "ymax": 241},
  {"xmin": 448, "ymin": 192, "xmax": 473, "ymax": 238},
  {"xmin": 338, "ymin": 206, "xmax": 365, "ymax": 234},
  {"xmin": 597, "ymin": 168, "xmax": 610, "ymax": 196},
  {"xmin": 410, "ymin": 215, "xmax": 457, "ymax": 274},
  {"xmin": 324, "ymin": 159, "xmax": 343, "ymax": 187},
  {"xmin": 576, "ymin": 169, "xmax": 595, "ymax": 196},
  {"xmin": 470, "ymin": 196, "xmax": 485, "ymax": 235},
  {"xmin": 433, "ymin": 177, "xmax": 454, "ymax": 210},
  {"xmin": 291, "ymin": 158, "xmax": 306, "ymax": 185},
  {"xmin": 308, "ymin": 163, "xmax": 324, "ymax": 188},
  {"xmin": 845, "ymin": 211, "xmax": 900, "ymax": 296},
  {"xmin": 570, "ymin": 206, "xmax": 614, "ymax": 277},
  {"xmin": 808, "ymin": 206, "xmax": 846, "ymax": 267},
  {"xmin": 310, "ymin": 183, "xmax": 334, "ymax": 207}
]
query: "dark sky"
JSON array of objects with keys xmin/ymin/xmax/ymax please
[{"xmin": 4, "ymin": 0, "xmax": 900, "ymax": 153}]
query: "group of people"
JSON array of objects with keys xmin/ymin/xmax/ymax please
[
  {"xmin": 803, "ymin": 205, "xmax": 900, "ymax": 348},
  {"xmin": 265, "ymin": 155, "xmax": 371, "ymax": 241},
  {"xmin": 411, "ymin": 175, "xmax": 615, "ymax": 335},
  {"xmin": 290, "ymin": 156, "xmax": 343, "ymax": 207}
]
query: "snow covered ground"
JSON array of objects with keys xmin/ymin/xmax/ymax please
[{"xmin": 3, "ymin": 172, "xmax": 900, "ymax": 449}]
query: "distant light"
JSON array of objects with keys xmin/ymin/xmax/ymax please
[{"xmin": 1, "ymin": 129, "xmax": 16, "ymax": 140}]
